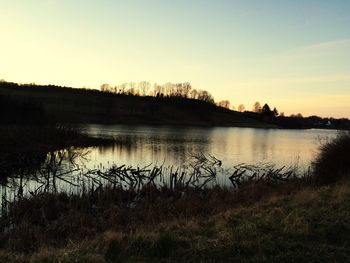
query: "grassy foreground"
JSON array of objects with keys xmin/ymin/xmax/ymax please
[{"xmin": 1, "ymin": 181, "xmax": 350, "ymax": 262}]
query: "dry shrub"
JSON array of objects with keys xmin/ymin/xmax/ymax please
[{"xmin": 313, "ymin": 131, "xmax": 350, "ymax": 185}]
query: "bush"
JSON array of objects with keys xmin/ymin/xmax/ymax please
[{"xmin": 313, "ymin": 131, "xmax": 350, "ymax": 185}]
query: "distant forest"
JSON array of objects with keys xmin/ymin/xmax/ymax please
[{"xmin": 0, "ymin": 80, "xmax": 349, "ymax": 129}]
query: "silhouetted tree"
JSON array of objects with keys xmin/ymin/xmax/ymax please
[
  {"xmin": 272, "ymin": 107, "xmax": 278, "ymax": 117},
  {"xmin": 181, "ymin": 82, "xmax": 192, "ymax": 98},
  {"xmin": 190, "ymin": 89, "xmax": 198, "ymax": 99},
  {"xmin": 238, "ymin": 104, "xmax": 245, "ymax": 112},
  {"xmin": 100, "ymin": 81, "xmax": 215, "ymax": 104},
  {"xmin": 261, "ymin": 103, "xmax": 271, "ymax": 115},
  {"xmin": 217, "ymin": 100, "xmax": 231, "ymax": 109},
  {"xmin": 138, "ymin": 81, "xmax": 150, "ymax": 96},
  {"xmin": 153, "ymin": 83, "xmax": 163, "ymax": 97},
  {"xmin": 100, "ymin": 83, "xmax": 111, "ymax": 92},
  {"xmin": 197, "ymin": 90, "xmax": 214, "ymax": 104},
  {"xmin": 290, "ymin": 113, "xmax": 303, "ymax": 118},
  {"xmin": 253, "ymin": 101, "xmax": 262, "ymax": 113}
]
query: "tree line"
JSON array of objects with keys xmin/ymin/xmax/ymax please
[
  {"xmin": 0, "ymin": 80, "xmax": 340, "ymax": 126},
  {"xmin": 99, "ymin": 82, "xmax": 286, "ymax": 116},
  {"xmin": 100, "ymin": 82, "xmax": 215, "ymax": 104},
  {"xmin": 100, "ymin": 81, "xmax": 257, "ymax": 112}
]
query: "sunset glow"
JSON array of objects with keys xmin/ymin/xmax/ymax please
[{"xmin": 1, "ymin": 0, "xmax": 349, "ymax": 117}]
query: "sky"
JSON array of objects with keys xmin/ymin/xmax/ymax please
[{"xmin": 1, "ymin": 0, "xmax": 350, "ymax": 118}]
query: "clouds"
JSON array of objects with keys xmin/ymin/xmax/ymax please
[
  {"xmin": 236, "ymin": 73, "xmax": 350, "ymax": 87},
  {"xmin": 278, "ymin": 38, "xmax": 350, "ymax": 63},
  {"xmin": 302, "ymin": 38, "xmax": 350, "ymax": 52}
]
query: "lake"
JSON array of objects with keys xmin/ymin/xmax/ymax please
[
  {"xmin": 82, "ymin": 125, "xmax": 338, "ymax": 172},
  {"xmin": 0, "ymin": 125, "xmax": 339, "ymax": 205}
]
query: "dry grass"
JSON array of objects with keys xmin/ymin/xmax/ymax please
[
  {"xmin": 0, "ymin": 178, "xmax": 306, "ymax": 252},
  {"xmin": 312, "ymin": 131, "xmax": 350, "ymax": 185},
  {"xmin": 1, "ymin": 181, "xmax": 350, "ymax": 262}
]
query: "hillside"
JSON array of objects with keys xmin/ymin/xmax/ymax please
[{"xmin": 0, "ymin": 82, "xmax": 272, "ymax": 127}]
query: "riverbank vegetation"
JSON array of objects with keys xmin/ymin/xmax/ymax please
[{"xmin": 0, "ymin": 132, "xmax": 349, "ymax": 262}]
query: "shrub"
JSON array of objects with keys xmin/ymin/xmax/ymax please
[{"xmin": 313, "ymin": 131, "xmax": 350, "ymax": 185}]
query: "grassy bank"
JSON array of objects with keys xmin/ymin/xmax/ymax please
[{"xmin": 1, "ymin": 182, "xmax": 350, "ymax": 262}]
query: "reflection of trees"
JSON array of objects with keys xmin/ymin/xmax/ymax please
[
  {"xmin": 92, "ymin": 127, "xmax": 213, "ymax": 167},
  {"xmin": 251, "ymin": 129, "xmax": 272, "ymax": 161},
  {"xmin": 0, "ymin": 151, "xmax": 47, "ymax": 182},
  {"xmin": 0, "ymin": 148, "xmax": 87, "ymax": 212},
  {"xmin": 97, "ymin": 136, "xmax": 135, "ymax": 155}
]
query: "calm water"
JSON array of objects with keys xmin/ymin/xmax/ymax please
[
  {"xmin": 83, "ymin": 125, "xmax": 338, "ymax": 171},
  {"xmin": 0, "ymin": 125, "xmax": 339, "ymax": 205}
]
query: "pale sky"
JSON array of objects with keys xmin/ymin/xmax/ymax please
[{"xmin": 1, "ymin": 0, "xmax": 350, "ymax": 118}]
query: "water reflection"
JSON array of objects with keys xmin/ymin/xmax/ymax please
[
  {"xmin": 0, "ymin": 126, "xmax": 339, "ymax": 211},
  {"xmin": 83, "ymin": 125, "xmax": 338, "ymax": 171}
]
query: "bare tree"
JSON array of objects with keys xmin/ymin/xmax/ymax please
[
  {"xmin": 190, "ymin": 89, "xmax": 198, "ymax": 99},
  {"xmin": 126, "ymin": 82, "xmax": 137, "ymax": 95},
  {"xmin": 253, "ymin": 101, "xmax": 262, "ymax": 113},
  {"xmin": 100, "ymin": 83, "xmax": 111, "ymax": 92},
  {"xmin": 175, "ymin": 83, "xmax": 183, "ymax": 97},
  {"xmin": 238, "ymin": 104, "xmax": 245, "ymax": 112},
  {"xmin": 197, "ymin": 90, "xmax": 214, "ymax": 104},
  {"xmin": 290, "ymin": 113, "xmax": 303, "ymax": 118},
  {"xmin": 153, "ymin": 83, "xmax": 164, "ymax": 97},
  {"xmin": 217, "ymin": 100, "xmax": 231, "ymax": 109},
  {"xmin": 138, "ymin": 81, "xmax": 151, "ymax": 96},
  {"xmin": 182, "ymin": 82, "xmax": 192, "ymax": 98},
  {"xmin": 118, "ymin": 83, "xmax": 127, "ymax": 94},
  {"xmin": 272, "ymin": 107, "xmax": 278, "ymax": 117},
  {"xmin": 100, "ymin": 81, "xmax": 218, "ymax": 105},
  {"xmin": 164, "ymin": 82, "xmax": 174, "ymax": 97}
]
